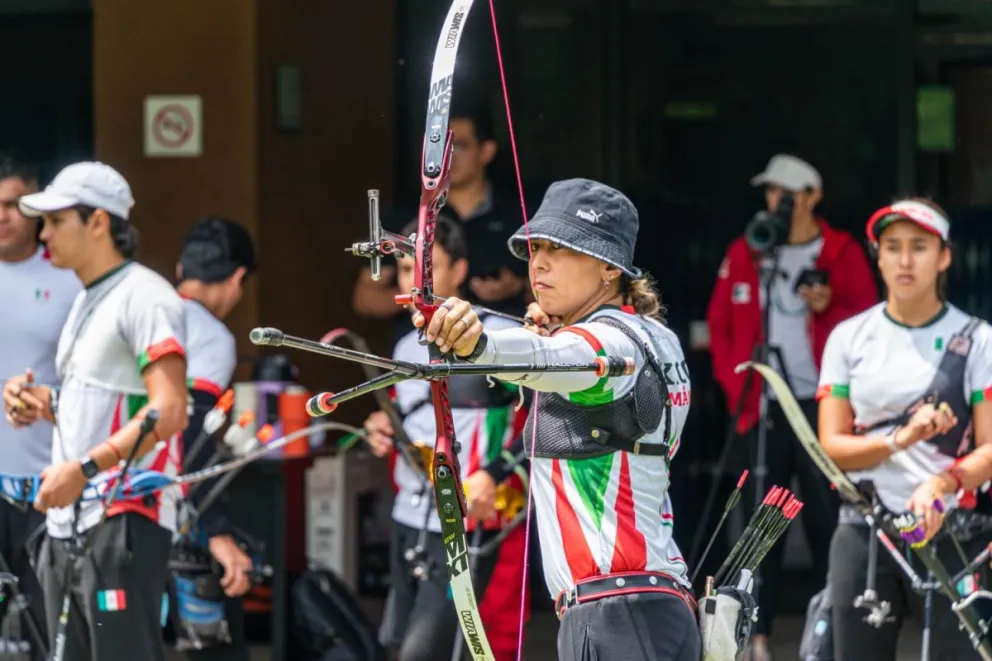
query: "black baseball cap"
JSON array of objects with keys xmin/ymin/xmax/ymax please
[{"xmin": 178, "ymin": 216, "xmax": 257, "ymax": 283}]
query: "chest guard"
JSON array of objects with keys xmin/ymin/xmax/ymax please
[
  {"xmin": 523, "ymin": 314, "xmax": 672, "ymax": 461},
  {"xmin": 857, "ymin": 316, "xmax": 980, "ymax": 459}
]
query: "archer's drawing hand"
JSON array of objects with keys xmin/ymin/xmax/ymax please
[
  {"xmin": 523, "ymin": 303, "xmax": 558, "ymax": 337},
  {"xmin": 363, "ymin": 410, "xmax": 394, "ymax": 458},
  {"xmin": 906, "ymin": 479, "xmax": 946, "ymax": 545},
  {"xmin": 34, "ymin": 460, "xmax": 88, "ymax": 512},
  {"xmin": 414, "ymin": 297, "xmax": 483, "ymax": 357},
  {"xmin": 3, "ymin": 369, "xmax": 43, "ymax": 428},
  {"xmin": 897, "ymin": 402, "xmax": 958, "ymax": 448},
  {"xmin": 464, "ymin": 470, "xmax": 498, "ymax": 521}
]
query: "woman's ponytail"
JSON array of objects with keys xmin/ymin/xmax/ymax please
[{"xmin": 627, "ymin": 276, "xmax": 665, "ymax": 322}]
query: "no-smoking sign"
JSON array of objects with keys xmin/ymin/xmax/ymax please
[{"xmin": 144, "ymin": 95, "xmax": 202, "ymax": 158}]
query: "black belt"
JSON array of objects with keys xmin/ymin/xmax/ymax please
[{"xmin": 554, "ymin": 571, "xmax": 696, "ymax": 620}]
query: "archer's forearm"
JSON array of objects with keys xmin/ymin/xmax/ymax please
[
  {"xmin": 88, "ymin": 398, "xmax": 188, "ymax": 471},
  {"xmin": 821, "ymin": 433, "xmax": 894, "ymax": 471},
  {"xmin": 930, "ymin": 445, "xmax": 992, "ymax": 494},
  {"xmin": 468, "ymin": 328, "xmax": 603, "ymax": 392}
]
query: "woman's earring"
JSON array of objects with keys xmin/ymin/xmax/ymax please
[{"xmin": 603, "ymin": 279, "xmax": 611, "ymax": 287}]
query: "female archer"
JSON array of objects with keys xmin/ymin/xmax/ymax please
[
  {"xmin": 817, "ymin": 197, "xmax": 992, "ymax": 660},
  {"xmin": 416, "ymin": 178, "xmax": 700, "ymax": 661}
]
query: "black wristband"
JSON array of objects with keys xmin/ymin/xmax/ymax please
[{"xmin": 462, "ymin": 332, "xmax": 489, "ymax": 363}]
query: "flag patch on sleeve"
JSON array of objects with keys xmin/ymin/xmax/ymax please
[{"xmin": 97, "ymin": 589, "xmax": 127, "ymax": 612}]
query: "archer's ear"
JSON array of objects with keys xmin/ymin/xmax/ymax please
[
  {"xmin": 452, "ymin": 257, "xmax": 470, "ymax": 288},
  {"xmin": 601, "ymin": 263, "xmax": 622, "ymax": 281},
  {"xmin": 480, "ymin": 139, "xmax": 498, "ymax": 167},
  {"xmin": 175, "ymin": 263, "xmax": 183, "ymax": 281}
]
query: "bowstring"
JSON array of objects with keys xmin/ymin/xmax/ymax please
[{"xmin": 486, "ymin": 2, "xmax": 537, "ymax": 657}]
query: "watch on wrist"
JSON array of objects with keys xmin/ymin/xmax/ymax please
[{"xmin": 79, "ymin": 456, "xmax": 100, "ymax": 479}]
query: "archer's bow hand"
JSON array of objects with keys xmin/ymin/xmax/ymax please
[
  {"xmin": 363, "ymin": 410, "xmax": 395, "ymax": 458},
  {"xmin": 413, "ymin": 297, "xmax": 484, "ymax": 357},
  {"xmin": 34, "ymin": 459, "xmax": 89, "ymax": 512},
  {"xmin": 905, "ymin": 480, "xmax": 947, "ymax": 546}
]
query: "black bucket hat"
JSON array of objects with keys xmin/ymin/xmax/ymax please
[{"xmin": 507, "ymin": 178, "xmax": 643, "ymax": 279}]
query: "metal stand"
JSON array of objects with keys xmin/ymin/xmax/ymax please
[{"xmin": 853, "ymin": 514, "xmax": 893, "ymax": 627}]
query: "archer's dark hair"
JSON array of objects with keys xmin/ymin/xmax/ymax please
[
  {"xmin": 402, "ymin": 214, "xmax": 468, "ymax": 263},
  {"xmin": 77, "ymin": 204, "xmax": 138, "ymax": 260},
  {"xmin": 0, "ymin": 153, "xmax": 39, "ymax": 188},
  {"xmin": 450, "ymin": 105, "xmax": 495, "ymax": 144}
]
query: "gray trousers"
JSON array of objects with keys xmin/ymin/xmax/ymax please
[
  {"xmin": 557, "ymin": 592, "xmax": 701, "ymax": 661},
  {"xmin": 36, "ymin": 513, "xmax": 172, "ymax": 661}
]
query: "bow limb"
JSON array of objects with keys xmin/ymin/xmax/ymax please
[{"xmin": 414, "ymin": 2, "xmax": 496, "ymax": 659}]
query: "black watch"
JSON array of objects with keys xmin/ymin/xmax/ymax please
[{"xmin": 79, "ymin": 456, "xmax": 100, "ymax": 479}]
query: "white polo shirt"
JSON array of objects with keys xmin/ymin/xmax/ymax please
[
  {"xmin": 0, "ymin": 247, "xmax": 81, "ymax": 475},
  {"xmin": 48, "ymin": 261, "xmax": 187, "ymax": 538}
]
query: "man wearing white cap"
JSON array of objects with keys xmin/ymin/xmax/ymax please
[
  {"xmin": 706, "ymin": 154, "xmax": 877, "ymax": 660},
  {"xmin": 1, "ymin": 161, "xmax": 189, "ymax": 661}
]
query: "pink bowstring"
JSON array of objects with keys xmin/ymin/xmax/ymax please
[
  {"xmin": 487, "ymin": 2, "xmax": 537, "ymax": 657},
  {"xmin": 516, "ymin": 393, "xmax": 539, "ymax": 659}
]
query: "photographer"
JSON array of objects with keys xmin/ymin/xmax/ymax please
[{"xmin": 705, "ymin": 154, "xmax": 877, "ymax": 659}]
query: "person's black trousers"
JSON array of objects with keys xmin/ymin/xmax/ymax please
[
  {"xmin": 557, "ymin": 592, "xmax": 701, "ymax": 661},
  {"xmin": 742, "ymin": 398, "xmax": 839, "ymax": 637},
  {"xmin": 828, "ymin": 521, "xmax": 992, "ymax": 661},
  {"xmin": 379, "ymin": 522, "xmax": 500, "ymax": 661},
  {"xmin": 36, "ymin": 512, "xmax": 172, "ymax": 661},
  {"xmin": 0, "ymin": 499, "xmax": 47, "ymax": 661}
]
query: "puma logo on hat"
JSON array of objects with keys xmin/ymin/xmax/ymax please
[{"xmin": 575, "ymin": 209, "xmax": 602, "ymax": 223}]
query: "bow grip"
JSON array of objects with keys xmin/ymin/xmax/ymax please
[{"xmin": 139, "ymin": 409, "xmax": 160, "ymax": 436}]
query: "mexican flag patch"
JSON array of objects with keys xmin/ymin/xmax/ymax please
[{"xmin": 97, "ymin": 589, "xmax": 127, "ymax": 612}]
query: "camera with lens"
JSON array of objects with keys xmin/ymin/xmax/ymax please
[{"xmin": 745, "ymin": 193, "xmax": 795, "ymax": 253}]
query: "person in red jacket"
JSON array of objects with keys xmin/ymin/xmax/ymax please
[{"xmin": 706, "ymin": 154, "xmax": 878, "ymax": 660}]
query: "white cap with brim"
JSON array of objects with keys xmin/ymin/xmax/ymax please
[
  {"xmin": 750, "ymin": 154, "xmax": 822, "ymax": 192},
  {"xmin": 18, "ymin": 161, "xmax": 135, "ymax": 220},
  {"xmin": 866, "ymin": 200, "xmax": 950, "ymax": 245}
]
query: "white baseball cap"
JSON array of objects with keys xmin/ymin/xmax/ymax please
[
  {"xmin": 19, "ymin": 161, "xmax": 135, "ymax": 220},
  {"xmin": 750, "ymin": 154, "xmax": 822, "ymax": 192}
]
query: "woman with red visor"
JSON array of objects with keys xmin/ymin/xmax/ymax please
[{"xmin": 815, "ymin": 198, "xmax": 992, "ymax": 660}]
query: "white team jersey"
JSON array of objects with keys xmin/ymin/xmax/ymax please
[
  {"xmin": 818, "ymin": 302, "xmax": 992, "ymax": 512},
  {"xmin": 49, "ymin": 262, "xmax": 187, "ymax": 538},
  {"xmin": 391, "ymin": 314, "xmax": 522, "ymax": 533},
  {"xmin": 182, "ymin": 297, "xmax": 237, "ymax": 396},
  {"xmin": 0, "ymin": 247, "xmax": 81, "ymax": 475},
  {"xmin": 474, "ymin": 306, "xmax": 692, "ymax": 598},
  {"xmin": 762, "ymin": 238, "xmax": 823, "ymax": 400}
]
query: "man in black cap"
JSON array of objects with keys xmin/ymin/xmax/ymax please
[{"xmin": 173, "ymin": 216, "xmax": 257, "ymax": 661}]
